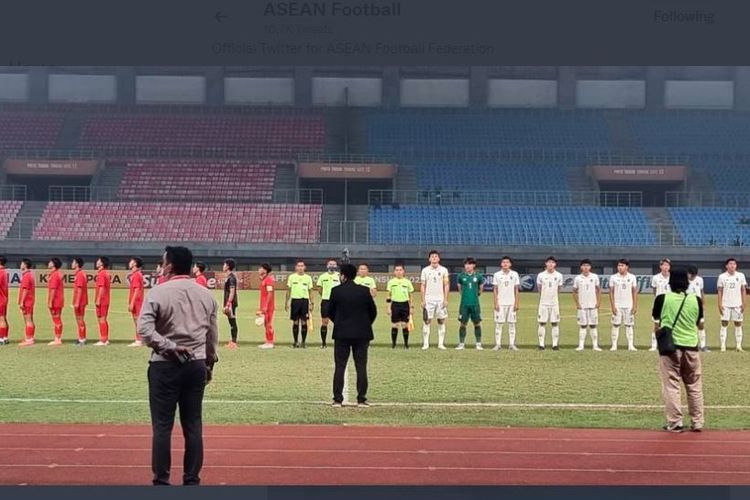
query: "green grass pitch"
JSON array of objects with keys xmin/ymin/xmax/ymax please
[{"xmin": 0, "ymin": 288, "xmax": 747, "ymax": 430}]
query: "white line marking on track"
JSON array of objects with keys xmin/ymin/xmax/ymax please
[
  {"xmin": 0, "ymin": 397, "xmax": 748, "ymax": 411},
  {"xmin": 1, "ymin": 464, "xmax": 749, "ymax": 475},
  {"xmin": 1, "ymin": 447, "xmax": 749, "ymax": 459}
]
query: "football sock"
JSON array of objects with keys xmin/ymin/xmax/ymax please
[
  {"xmin": 494, "ymin": 324, "xmax": 503, "ymax": 347},
  {"xmin": 625, "ymin": 326, "xmax": 635, "ymax": 349},
  {"xmin": 320, "ymin": 325, "xmax": 328, "ymax": 346},
  {"xmin": 438, "ymin": 324, "xmax": 446, "ymax": 347},
  {"xmin": 611, "ymin": 326, "xmax": 620, "ymax": 348},
  {"xmin": 228, "ymin": 318, "xmax": 238, "ymax": 343}
]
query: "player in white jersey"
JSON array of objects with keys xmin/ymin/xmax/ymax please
[
  {"xmin": 492, "ymin": 256, "xmax": 520, "ymax": 351},
  {"xmin": 687, "ymin": 264, "xmax": 709, "ymax": 352},
  {"xmin": 717, "ymin": 257, "xmax": 747, "ymax": 352},
  {"xmin": 536, "ymin": 256, "xmax": 564, "ymax": 350},
  {"xmin": 650, "ymin": 258, "xmax": 672, "ymax": 352},
  {"xmin": 420, "ymin": 250, "xmax": 450, "ymax": 350},
  {"xmin": 572, "ymin": 259, "xmax": 601, "ymax": 351},
  {"xmin": 609, "ymin": 258, "xmax": 639, "ymax": 352}
]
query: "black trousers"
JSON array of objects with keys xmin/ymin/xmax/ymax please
[
  {"xmin": 148, "ymin": 360, "xmax": 207, "ymax": 486},
  {"xmin": 332, "ymin": 339, "xmax": 370, "ymax": 404}
]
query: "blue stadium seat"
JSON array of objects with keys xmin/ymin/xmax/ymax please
[{"xmin": 369, "ymin": 206, "xmax": 655, "ymax": 246}]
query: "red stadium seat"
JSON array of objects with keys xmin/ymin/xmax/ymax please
[{"xmin": 32, "ymin": 202, "xmax": 322, "ymax": 244}]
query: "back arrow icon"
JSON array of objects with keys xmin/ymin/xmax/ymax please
[{"xmin": 215, "ymin": 11, "xmax": 228, "ymax": 22}]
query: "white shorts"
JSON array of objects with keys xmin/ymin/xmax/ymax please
[
  {"xmin": 721, "ymin": 306, "xmax": 744, "ymax": 323},
  {"xmin": 538, "ymin": 305, "xmax": 560, "ymax": 324},
  {"xmin": 424, "ymin": 301, "xmax": 448, "ymax": 321},
  {"xmin": 612, "ymin": 308, "xmax": 634, "ymax": 326},
  {"xmin": 577, "ymin": 308, "xmax": 599, "ymax": 327},
  {"xmin": 494, "ymin": 305, "xmax": 517, "ymax": 324}
]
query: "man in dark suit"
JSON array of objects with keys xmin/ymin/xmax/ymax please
[{"xmin": 329, "ymin": 263, "xmax": 377, "ymax": 407}]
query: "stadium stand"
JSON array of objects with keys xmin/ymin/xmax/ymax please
[
  {"xmin": 628, "ymin": 111, "xmax": 750, "ymax": 155},
  {"xmin": 410, "ymin": 161, "xmax": 571, "ymax": 191},
  {"xmin": 0, "ymin": 111, "xmax": 63, "ymax": 148},
  {"xmin": 33, "ymin": 202, "xmax": 322, "ymax": 244},
  {"xmin": 670, "ymin": 207, "xmax": 750, "ymax": 246},
  {"xmin": 0, "ymin": 201, "xmax": 23, "ymax": 239},
  {"xmin": 369, "ymin": 206, "xmax": 655, "ymax": 246},
  {"xmin": 365, "ymin": 110, "xmax": 612, "ymax": 155},
  {"xmin": 79, "ymin": 113, "xmax": 326, "ymax": 155},
  {"xmin": 117, "ymin": 160, "xmax": 276, "ymax": 202}
]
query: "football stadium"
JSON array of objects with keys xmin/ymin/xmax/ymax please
[{"xmin": 0, "ymin": 66, "xmax": 750, "ymax": 485}]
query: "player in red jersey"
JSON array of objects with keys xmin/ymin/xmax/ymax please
[
  {"xmin": 18, "ymin": 258, "xmax": 36, "ymax": 346},
  {"xmin": 128, "ymin": 257, "xmax": 145, "ymax": 347},
  {"xmin": 94, "ymin": 256, "xmax": 112, "ymax": 346},
  {"xmin": 47, "ymin": 258, "xmax": 65, "ymax": 346},
  {"xmin": 193, "ymin": 261, "xmax": 208, "ymax": 288},
  {"xmin": 71, "ymin": 257, "xmax": 88, "ymax": 346},
  {"xmin": 0, "ymin": 256, "xmax": 9, "ymax": 345},
  {"xmin": 258, "ymin": 263, "xmax": 276, "ymax": 349}
]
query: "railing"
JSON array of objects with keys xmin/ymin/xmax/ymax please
[
  {"xmin": 4, "ymin": 216, "xmax": 40, "ymax": 241},
  {"xmin": 368, "ymin": 190, "xmax": 643, "ymax": 207},
  {"xmin": 318, "ymin": 221, "xmax": 720, "ymax": 247},
  {"xmin": 665, "ymin": 191, "xmax": 750, "ymax": 208},
  {"xmin": 0, "ymin": 184, "xmax": 27, "ymax": 201},
  {"xmin": 48, "ymin": 185, "xmax": 324, "ymax": 204}
]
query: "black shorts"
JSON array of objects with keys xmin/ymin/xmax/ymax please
[
  {"xmin": 391, "ymin": 302, "xmax": 410, "ymax": 324},
  {"xmin": 290, "ymin": 299, "xmax": 310, "ymax": 322},
  {"xmin": 320, "ymin": 299, "xmax": 331, "ymax": 319}
]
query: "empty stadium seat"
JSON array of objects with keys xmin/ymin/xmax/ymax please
[
  {"xmin": 670, "ymin": 207, "xmax": 750, "ymax": 246},
  {"xmin": 0, "ymin": 201, "xmax": 23, "ymax": 239},
  {"xmin": 33, "ymin": 202, "xmax": 322, "ymax": 244},
  {"xmin": 0, "ymin": 111, "xmax": 63, "ymax": 148},
  {"xmin": 116, "ymin": 160, "xmax": 276, "ymax": 202},
  {"xmin": 628, "ymin": 111, "xmax": 750, "ymax": 155},
  {"xmin": 409, "ymin": 161, "xmax": 573, "ymax": 191},
  {"xmin": 79, "ymin": 113, "xmax": 326, "ymax": 155},
  {"xmin": 368, "ymin": 206, "xmax": 655, "ymax": 246},
  {"xmin": 365, "ymin": 110, "xmax": 612, "ymax": 155}
]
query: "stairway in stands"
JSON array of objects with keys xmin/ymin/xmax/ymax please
[
  {"xmin": 604, "ymin": 111, "xmax": 637, "ymax": 154},
  {"xmin": 56, "ymin": 108, "xmax": 87, "ymax": 149},
  {"xmin": 272, "ymin": 163, "xmax": 297, "ymax": 202},
  {"xmin": 643, "ymin": 207, "xmax": 682, "ymax": 246},
  {"xmin": 394, "ymin": 165, "xmax": 418, "ymax": 192},
  {"xmin": 566, "ymin": 165, "xmax": 595, "ymax": 196},
  {"xmin": 7, "ymin": 201, "xmax": 47, "ymax": 240},
  {"xmin": 91, "ymin": 162, "xmax": 126, "ymax": 199}
]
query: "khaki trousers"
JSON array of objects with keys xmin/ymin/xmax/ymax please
[{"xmin": 659, "ymin": 349, "xmax": 704, "ymax": 427}]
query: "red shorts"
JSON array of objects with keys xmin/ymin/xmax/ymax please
[
  {"xmin": 131, "ymin": 301, "xmax": 143, "ymax": 317},
  {"xmin": 96, "ymin": 304, "xmax": 110, "ymax": 318}
]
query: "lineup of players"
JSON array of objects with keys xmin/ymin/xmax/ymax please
[{"xmin": 0, "ymin": 253, "xmax": 745, "ymax": 351}]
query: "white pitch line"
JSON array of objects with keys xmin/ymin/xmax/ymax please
[
  {"xmin": 0, "ymin": 397, "xmax": 749, "ymax": 411},
  {"xmin": 1, "ymin": 432, "xmax": 749, "ymax": 445},
  {"xmin": 3, "ymin": 447, "xmax": 750, "ymax": 459},
  {"xmin": 2, "ymin": 463, "xmax": 750, "ymax": 475}
]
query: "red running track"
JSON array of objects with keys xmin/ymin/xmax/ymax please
[{"xmin": 0, "ymin": 423, "xmax": 749, "ymax": 485}]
